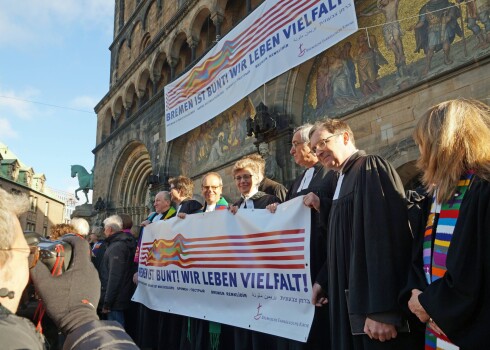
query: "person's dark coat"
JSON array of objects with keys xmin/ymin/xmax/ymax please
[
  {"xmin": 98, "ymin": 231, "xmax": 136, "ymax": 311},
  {"xmin": 0, "ymin": 304, "xmax": 137, "ymax": 349},
  {"xmin": 178, "ymin": 199, "xmax": 203, "ymax": 214},
  {"xmin": 259, "ymin": 177, "xmax": 288, "ymax": 202}
]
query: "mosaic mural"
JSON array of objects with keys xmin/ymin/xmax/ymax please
[
  {"xmin": 303, "ymin": 0, "xmax": 490, "ymax": 119},
  {"xmin": 180, "ymin": 98, "xmax": 257, "ymax": 176}
]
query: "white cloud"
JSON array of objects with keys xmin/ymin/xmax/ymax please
[
  {"xmin": 0, "ymin": 0, "xmax": 113, "ymax": 48},
  {"xmin": 0, "ymin": 118, "xmax": 18, "ymax": 139},
  {"xmin": 70, "ymin": 96, "xmax": 98, "ymax": 112},
  {"xmin": 0, "ymin": 87, "xmax": 40, "ymax": 119}
]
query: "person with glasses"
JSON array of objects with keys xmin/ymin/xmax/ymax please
[
  {"xmin": 0, "ymin": 188, "xmax": 137, "ymax": 349},
  {"xmin": 201, "ymin": 172, "xmax": 228, "ymax": 212},
  {"xmin": 229, "ymin": 157, "xmax": 280, "ymax": 350},
  {"xmin": 402, "ymin": 99, "xmax": 490, "ymax": 349},
  {"xmin": 267, "ymin": 123, "xmax": 337, "ymax": 350},
  {"xmin": 178, "ymin": 172, "xmax": 232, "ymax": 350},
  {"xmin": 309, "ymin": 119, "xmax": 420, "ymax": 350}
]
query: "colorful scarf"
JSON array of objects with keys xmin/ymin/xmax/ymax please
[{"xmin": 422, "ymin": 172, "xmax": 474, "ymax": 350}]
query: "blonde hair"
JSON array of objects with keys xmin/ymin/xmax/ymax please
[
  {"xmin": 232, "ymin": 157, "xmax": 260, "ymax": 177},
  {"xmin": 413, "ymin": 99, "xmax": 490, "ymax": 203},
  {"xmin": 50, "ymin": 223, "xmax": 76, "ymax": 240}
]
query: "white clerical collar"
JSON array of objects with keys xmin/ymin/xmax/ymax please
[
  {"xmin": 152, "ymin": 213, "xmax": 163, "ymax": 222},
  {"xmin": 205, "ymin": 203, "xmax": 216, "ymax": 212},
  {"xmin": 333, "ymin": 149, "xmax": 358, "ymax": 200},
  {"xmin": 297, "ymin": 167, "xmax": 315, "ymax": 193},
  {"xmin": 241, "ymin": 188, "xmax": 258, "ymax": 201}
]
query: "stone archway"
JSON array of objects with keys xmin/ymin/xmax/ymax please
[{"xmin": 107, "ymin": 141, "xmax": 153, "ymax": 225}]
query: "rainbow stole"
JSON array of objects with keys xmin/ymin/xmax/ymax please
[{"xmin": 422, "ymin": 172, "xmax": 474, "ymax": 350}]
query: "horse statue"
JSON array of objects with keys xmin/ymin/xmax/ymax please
[{"xmin": 71, "ymin": 165, "xmax": 94, "ymax": 204}]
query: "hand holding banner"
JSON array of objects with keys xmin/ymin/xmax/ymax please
[{"xmin": 132, "ymin": 196, "xmax": 314, "ymax": 342}]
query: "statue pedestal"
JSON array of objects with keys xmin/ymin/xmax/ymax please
[{"xmin": 71, "ymin": 204, "xmax": 97, "ymax": 225}]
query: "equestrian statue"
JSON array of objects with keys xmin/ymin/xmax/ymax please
[{"xmin": 71, "ymin": 165, "xmax": 94, "ymax": 204}]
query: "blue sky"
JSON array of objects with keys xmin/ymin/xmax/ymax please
[{"xmin": 0, "ymin": 0, "xmax": 113, "ymax": 200}]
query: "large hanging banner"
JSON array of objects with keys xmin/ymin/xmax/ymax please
[
  {"xmin": 132, "ymin": 197, "xmax": 314, "ymax": 342},
  {"xmin": 164, "ymin": 0, "xmax": 358, "ymax": 141}
]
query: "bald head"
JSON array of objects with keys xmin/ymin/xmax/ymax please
[{"xmin": 201, "ymin": 172, "xmax": 223, "ymax": 205}]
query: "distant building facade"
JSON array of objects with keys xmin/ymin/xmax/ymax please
[
  {"xmin": 48, "ymin": 188, "xmax": 78, "ymax": 224},
  {"xmin": 93, "ymin": 0, "xmax": 489, "ymax": 222},
  {"xmin": 0, "ymin": 143, "xmax": 65, "ymax": 236}
]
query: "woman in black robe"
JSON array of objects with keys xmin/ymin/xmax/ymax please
[
  {"xmin": 229, "ymin": 156, "xmax": 281, "ymax": 350},
  {"xmin": 403, "ymin": 99, "xmax": 490, "ymax": 349}
]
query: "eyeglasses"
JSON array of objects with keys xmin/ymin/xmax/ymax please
[
  {"xmin": 311, "ymin": 133, "xmax": 342, "ymax": 153},
  {"xmin": 202, "ymin": 185, "xmax": 221, "ymax": 191},
  {"xmin": 291, "ymin": 141, "xmax": 305, "ymax": 149},
  {"xmin": 0, "ymin": 246, "xmax": 40, "ymax": 269},
  {"xmin": 234, "ymin": 174, "xmax": 253, "ymax": 182}
]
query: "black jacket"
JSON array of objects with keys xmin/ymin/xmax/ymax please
[
  {"xmin": 0, "ymin": 305, "xmax": 137, "ymax": 350},
  {"xmin": 178, "ymin": 199, "xmax": 203, "ymax": 214},
  {"xmin": 98, "ymin": 231, "xmax": 136, "ymax": 311}
]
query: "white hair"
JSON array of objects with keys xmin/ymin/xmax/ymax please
[
  {"xmin": 103, "ymin": 215, "xmax": 123, "ymax": 232},
  {"xmin": 0, "ymin": 188, "xmax": 29, "ymax": 268},
  {"xmin": 71, "ymin": 218, "xmax": 90, "ymax": 236}
]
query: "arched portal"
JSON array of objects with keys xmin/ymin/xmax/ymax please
[{"xmin": 107, "ymin": 141, "xmax": 153, "ymax": 225}]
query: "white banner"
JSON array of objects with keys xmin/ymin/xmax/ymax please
[
  {"xmin": 132, "ymin": 196, "xmax": 314, "ymax": 342},
  {"xmin": 164, "ymin": 0, "xmax": 358, "ymax": 141}
]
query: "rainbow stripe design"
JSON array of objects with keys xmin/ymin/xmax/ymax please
[
  {"xmin": 422, "ymin": 172, "xmax": 474, "ymax": 350},
  {"xmin": 139, "ymin": 229, "xmax": 305, "ymax": 269},
  {"xmin": 165, "ymin": 0, "xmax": 320, "ymax": 109}
]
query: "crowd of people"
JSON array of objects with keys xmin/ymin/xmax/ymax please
[{"xmin": 0, "ymin": 98, "xmax": 488, "ymax": 350}]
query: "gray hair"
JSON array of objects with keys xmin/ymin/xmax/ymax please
[
  {"xmin": 156, "ymin": 191, "xmax": 171, "ymax": 201},
  {"xmin": 0, "ymin": 188, "xmax": 29, "ymax": 268},
  {"xmin": 71, "ymin": 217, "xmax": 90, "ymax": 236},
  {"xmin": 103, "ymin": 215, "xmax": 123, "ymax": 232},
  {"xmin": 293, "ymin": 123, "xmax": 314, "ymax": 143}
]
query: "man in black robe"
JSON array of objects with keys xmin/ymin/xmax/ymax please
[
  {"xmin": 308, "ymin": 119, "xmax": 418, "ymax": 349},
  {"xmin": 268, "ymin": 124, "xmax": 336, "ymax": 349}
]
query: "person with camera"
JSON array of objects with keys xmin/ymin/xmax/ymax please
[{"xmin": 0, "ymin": 188, "xmax": 138, "ymax": 349}]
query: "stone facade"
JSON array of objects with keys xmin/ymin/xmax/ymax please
[{"xmin": 94, "ymin": 0, "xmax": 490, "ymax": 222}]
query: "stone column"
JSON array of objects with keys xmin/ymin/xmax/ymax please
[
  {"xmin": 168, "ymin": 57, "xmax": 178, "ymax": 81},
  {"xmin": 188, "ymin": 37, "xmax": 199, "ymax": 62},
  {"xmin": 211, "ymin": 13, "xmax": 224, "ymax": 42}
]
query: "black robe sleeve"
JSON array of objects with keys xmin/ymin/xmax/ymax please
[
  {"xmin": 348, "ymin": 155, "xmax": 412, "ymax": 319},
  {"xmin": 417, "ymin": 178, "xmax": 490, "ymax": 349}
]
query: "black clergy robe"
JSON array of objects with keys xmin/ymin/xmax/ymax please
[
  {"xmin": 233, "ymin": 191, "xmax": 281, "ymax": 350},
  {"xmin": 276, "ymin": 163, "xmax": 337, "ymax": 350},
  {"xmin": 233, "ymin": 191, "xmax": 280, "ymax": 209},
  {"xmin": 162, "ymin": 199, "xmax": 205, "ymax": 350},
  {"xmin": 317, "ymin": 151, "xmax": 417, "ymax": 350},
  {"xmin": 402, "ymin": 176, "xmax": 490, "ymax": 349},
  {"xmin": 259, "ymin": 177, "xmax": 288, "ymax": 202}
]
